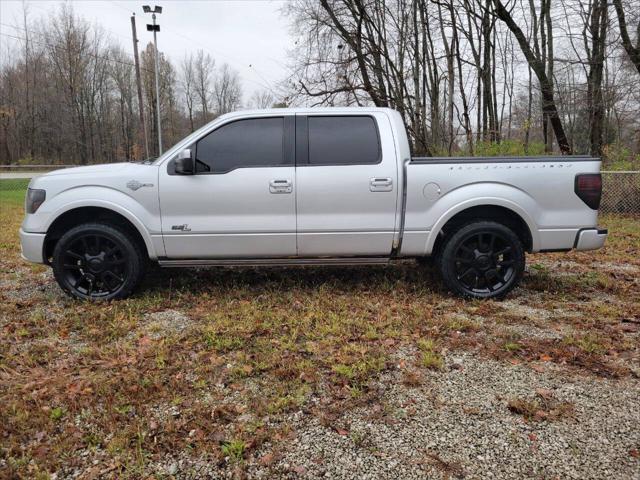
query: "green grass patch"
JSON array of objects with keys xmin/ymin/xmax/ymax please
[
  {"xmin": 418, "ymin": 338, "xmax": 444, "ymax": 370},
  {"xmin": 0, "ymin": 178, "xmax": 29, "ymax": 206},
  {"xmin": 220, "ymin": 439, "xmax": 246, "ymax": 463}
]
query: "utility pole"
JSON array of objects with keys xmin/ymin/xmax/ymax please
[
  {"xmin": 144, "ymin": 5, "xmax": 163, "ymax": 156},
  {"xmin": 130, "ymin": 14, "xmax": 149, "ymax": 160}
]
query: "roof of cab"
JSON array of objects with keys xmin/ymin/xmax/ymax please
[{"xmin": 218, "ymin": 106, "xmax": 397, "ymax": 120}]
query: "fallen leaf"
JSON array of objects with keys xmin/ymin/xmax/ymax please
[
  {"xmin": 534, "ymin": 410, "xmax": 548, "ymax": 420},
  {"xmin": 535, "ymin": 388, "xmax": 553, "ymax": 400},
  {"xmin": 539, "ymin": 354, "xmax": 552, "ymax": 362},
  {"xmin": 259, "ymin": 453, "xmax": 275, "ymax": 466}
]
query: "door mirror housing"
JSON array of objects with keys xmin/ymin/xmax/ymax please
[{"xmin": 174, "ymin": 149, "xmax": 194, "ymax": 175}]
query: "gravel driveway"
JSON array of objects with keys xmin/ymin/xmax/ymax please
[
  {"xmin": 146, "ymin": 348, "xmax": 640, "ymax": 479},
  {"xmin": 258, "ymin": 352, "xmax": 640, "ymax": 480}
]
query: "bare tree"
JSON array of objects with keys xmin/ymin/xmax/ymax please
[
  {"xmin": 110, "ymin": 47, "xmax": 136, "ymax": 159},
  {"xmin": 141, "ymin": 42, "xmax": 178, "ymax": 156},
  {"xmin": 492, "ymin": 0, "xmax": 572, "ymax": 154},
  {"xmin": 0, "ymin": 5, "xmax": 243, "ymax": 165},
  {"xmin": 585, "ymin": 0, "xmax": 609, "ymax": 156},
  {"xmin": 3, "ymin": 0, "xmax": 640, "ymax": 167},
  {"xmin": 213, "ymin": 64, "xmax": 242, "ymax": 115},
  {"xmin": 248, "ymin": 89, "xmax": 276, "ymax": 108},
  {"xmin": 194, "ymin": 50, "xmax": 214, "ymax": 123},
  {"xmin": 612, "ymin": 0, "xmax": 640, "ymax": 76},
  {"xmin": 181, "ymin": 53, "xmax": 197, "ymax": 132}
]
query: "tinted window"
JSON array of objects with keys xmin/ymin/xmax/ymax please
[
  {"xmin": 307, "ymin": 116, "xmax": 380, "ymax": 165},
  {"xmin": 196, "ymin": 117, "xmax": 285, "ymax": 173}
]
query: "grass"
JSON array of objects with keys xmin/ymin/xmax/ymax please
[
  {"xmin": 0, "ymin": 192, "xmax": 638, "ymax": 477},
  {"xmin": 0, "ymin": 178, "xmax": 29, "ymax": 205},
  {"xmin": 221, "ymin": 439, "xmax": 246, "ymax": 463},
  {"xmin": 418, "ymin": 338, "xmax": 444, "ymax": 370}
]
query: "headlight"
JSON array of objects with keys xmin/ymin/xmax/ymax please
[{"xmin": 26, "ymin": 188, "xmax": 46, "ymax": 214}]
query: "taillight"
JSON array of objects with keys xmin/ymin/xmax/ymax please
[{"xmin": 574, "ymin": 173, "xmax": 602, "ymax": 210}]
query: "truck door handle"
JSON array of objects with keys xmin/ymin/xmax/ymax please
[
  {"xmin": 269, "ymin": 179, "xmax": 293, "ymax": 194},
  {"xmin": 370, "ymin": 177, "xmax": 393, "ymax": 192}
]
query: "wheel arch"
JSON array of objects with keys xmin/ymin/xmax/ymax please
[
  {"xmin": 44, "ymin": 205, "xmax": 154, "ymax": 263},
  {"xmin": 428, "ymin": 201, "xmax": 536, "ymax": 257}
]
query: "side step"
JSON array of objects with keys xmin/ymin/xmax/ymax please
[{"xmin": 158, "ymin": 257, "xmax": 391, "ymax": 268}]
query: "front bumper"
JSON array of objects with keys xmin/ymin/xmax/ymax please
[
  {"xmin": 19, "ymin": 228, "xmax": 46, "ymax": 263},
  {"xmin": 575, "ymin": 228, "xmax": 608, "ymax": 251}
]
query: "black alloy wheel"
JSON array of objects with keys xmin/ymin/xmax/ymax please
[
  {"xmin": 438, "ymin": 221, "xmax": 525, "ymax": 299},
  {"xmin": 52, "ymin": 223, "xmax": 145, "ymax": 300}
]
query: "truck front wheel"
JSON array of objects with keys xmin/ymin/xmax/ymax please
[
  {"xmin": 52, "ymin": 222, "xmax": 145, "ymax": 300},
  {"xmin": 437, "ymin": 221, "xmax": 525, "ymax": 299}
]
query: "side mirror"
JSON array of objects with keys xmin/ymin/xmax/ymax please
[{"xmin": 174, "ymin": 149, "xmax": 194, "ymax": 175}]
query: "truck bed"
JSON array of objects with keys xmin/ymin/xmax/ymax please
[
  {"xmin": 411, "ymin": 155, "xmax": 596, "ymax": 164},
  {"xmin": 399, "ymin": 155, "xmax": 602, "ymax": 256}
]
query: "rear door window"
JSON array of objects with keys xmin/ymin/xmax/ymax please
[{"xmin": 307, "ymin": 116, "xmax": 380, "ymax": 165}]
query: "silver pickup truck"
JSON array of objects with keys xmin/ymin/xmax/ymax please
[{"xmin": 20, "ymin": 107, "xmax": 607, "ymax": 300}]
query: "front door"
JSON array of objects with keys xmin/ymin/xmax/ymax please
[
  {"xmin": 295, "ymin": 112, "xmax": 399, "ymax": 256},
  {"xmin": 159, "ymin": 115, "xmax": 297, "ymax": 258}
]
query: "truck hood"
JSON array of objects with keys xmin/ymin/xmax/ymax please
[
  {"xmin": 42, "ymin": 162, "xmax": 142, "ymax": 177},
  {"xmin": 29, "ymin": 162, "xmax": 159, "ymax": 197}
]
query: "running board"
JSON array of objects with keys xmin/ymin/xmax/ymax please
[{"xmin": 158, "ymin": 257, "xmax": 391, "ymax": 268}]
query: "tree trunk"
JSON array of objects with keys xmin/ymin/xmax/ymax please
[
  {"xmin": 492, "ymin": 0, "xmax": 572, "ymax": 154},
  {"xmin": 588, "ymin": 0, "xmax": 608, "ymax": 157},
  {"xmin": 612, "ymin": 0, "xmax": 640, "ymax": 76}
]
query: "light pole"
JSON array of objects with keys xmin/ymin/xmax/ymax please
[{"xmin": 143, "ymin": 5, "xmax": 163, "ymax": 156}]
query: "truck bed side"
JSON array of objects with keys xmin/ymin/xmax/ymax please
[{"xmin": 400, "ymin": 156, "xmax": 601, "ymax": 256}]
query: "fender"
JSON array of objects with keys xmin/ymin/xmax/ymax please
[
  {"xmin": 402, "ymin": 181, "xmax": 541, "ymax": 255},
  {"xmin": 425, "ymin": 196, "xmax": 540, "ymax": 254},
  {"xmin": 34, "ymin": 186, "xmax": 162, "ymax": 259}
]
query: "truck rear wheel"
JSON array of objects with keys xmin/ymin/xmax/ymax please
[
  {"xmin": 52, "ymin": 222, "xmax": 145, "ymax": 300},
  {"xmin": 437, "ymin": 221, "xmax": 525, "ymax": 299}
]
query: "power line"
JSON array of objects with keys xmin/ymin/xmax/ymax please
[
  {"xmin": 107, "ymin": 0, "xmax": 137, "ymax": 15},
  {"xmin": 156, "ymin": 24, "xmax": 280, "ymax": 94},
  {"xmin": 0, "ymin": 30, "xmax": 154, "ymax": 73},
  {"xmin": 2, "ymin": 14, "xmax": 281, "ymax": 97},
  {"xmin": 106, "ymin": 0, "xmax": 281, "ymax": 94},
  {"xmin": 24, "ymin": 1, "xmax": 137, "ymax": 43},
  {"xmin": 9, "ymin": 3, "xmax": 283, "ymax": 96}
]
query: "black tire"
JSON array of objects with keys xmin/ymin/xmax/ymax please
[
  {"xmin": 52, "ymin": 222, "xmax": 146, "ymax": 300},
  {"xmin": 437, "ymin": 221, "xmax": 525, "ymax": 299}
]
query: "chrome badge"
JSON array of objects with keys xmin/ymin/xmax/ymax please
[{"xmin": 126, "ymin": 180, "xmax": 154, "ymax": 191}]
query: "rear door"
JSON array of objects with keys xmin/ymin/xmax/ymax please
[
  {"xmin": 295, "ymin": 112, "xmax": 399, "ymax": 256},
  {"xmin": 159, "ymin": 115, "xmax": 297, "ymax": 258}
]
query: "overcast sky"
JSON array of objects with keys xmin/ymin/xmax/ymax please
[{"xmin": 0, "ymin": 0, "xmax": 293, "ymax": 101}]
